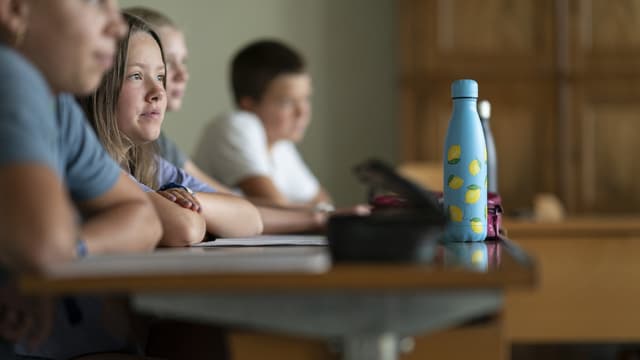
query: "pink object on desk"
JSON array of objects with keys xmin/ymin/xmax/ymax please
[{"xmin": 371, "ymin": 191, "xmax": 503, "ymax": 240}]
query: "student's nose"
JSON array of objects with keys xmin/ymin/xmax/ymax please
[
  {"xmin": 295, "ymin": 100, "xmax": 310, "ymax": 119},
  {"xmin": 146, "ymin": 83, "xmax": 165, "ymax": 103},
  {"xmin": 174, "ymin": 63, "xmax": 189, "ymax": 83}
]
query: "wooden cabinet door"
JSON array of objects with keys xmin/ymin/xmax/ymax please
[
  {"xmin": 570, "ymin": 0, "xmax": 640, "ymax": 76},
  {"xmin": 406, "ymin": 0, "xmax": 555, "ymax": 76},
  {"xmin": 568, "ymin": 0, "xmax": 640, "ymax": 212},
  {"xmin": 570, "ymin": 80, "xmax": 640, "ymax": 213}
]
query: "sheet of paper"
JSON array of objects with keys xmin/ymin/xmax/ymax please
[
  {"xmin": 44, "ymin": 246, "xmax": 330, "ymax": 278},
  {"xmin": 193, "ymin": 235, "xmax": 328, "ymax": 247}
]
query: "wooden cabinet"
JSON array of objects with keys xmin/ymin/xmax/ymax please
[{"xmin": 399, "ymin": 0, "xmax": 640, "ymax": 214}]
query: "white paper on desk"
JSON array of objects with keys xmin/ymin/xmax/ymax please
[
  {"xmin": 193, "ymin": 235, "xmax": 327, "ymax": 247},
  {"xmin": 45, "ymin": 247, "xmax": 331, "ymax": 278}
]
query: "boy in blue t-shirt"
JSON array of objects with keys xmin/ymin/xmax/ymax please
[{"xmin": 0, "ymin": 1, "xmax": 163, "ymax": 357}]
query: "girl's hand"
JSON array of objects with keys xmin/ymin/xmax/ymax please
[{"xmin": 157, "ymin": 188, "xmax": 201, "ymax": 212}]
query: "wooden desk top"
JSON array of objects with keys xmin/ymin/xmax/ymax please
[
  {"xmin": 506, "ymin": 236, "xmax": 640, "ymax": 341},
  {"xmin": 503, "ymin": 214, "xmax": 640, "ymax": 238},
  {"xmin": 20, "ymin": 238, "xmax": 535, "ymax": 295}
]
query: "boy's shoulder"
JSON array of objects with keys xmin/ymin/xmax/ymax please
[
  {"xmin": 211, "ymin": 110, "xmax": 264, "ymax": 133},
  {"xmin": 0, "ymin": 45, "xmax": 49, "ymax": 95},
  {"xmin": 219, "ymin": 110, "xmax": 262, "ymax": 125}
]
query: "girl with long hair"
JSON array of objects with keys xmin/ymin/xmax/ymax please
[{"xmin": 80, "ymin": 14, "xmax": 262, "ymax": 246}]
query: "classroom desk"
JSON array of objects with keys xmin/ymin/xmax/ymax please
[
  {"xmin": 503, "ymin": 215, "xmax": 640, "ymax": 238},
  {"xmin": 20, "ymin": 239, "xmax": 535, "ymax": 360},
  {"xmin": 505, "ymin": 235, "xmax": 640, "ymax": 343}
]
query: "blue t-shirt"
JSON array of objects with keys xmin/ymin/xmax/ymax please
[
  {"xmin": 0, "ymin": 46, "xmax": 120, "ymax": 201},
  {"xmin": 155, "ymin": 131, "xmax": 188, "ymax": 169},
  {"xmin": 0, "ymin": 45, "xmax": 123, "ymax": 358}
]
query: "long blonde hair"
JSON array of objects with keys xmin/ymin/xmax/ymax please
[{"xmin": 79, "ymin": 13, "xmax": 166, "ymax": 189}]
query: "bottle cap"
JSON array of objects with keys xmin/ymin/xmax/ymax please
[
  {"xmin": 478, "ymin": 100, "xmax": 491, "ymax": 119},
  {"xmin": 451, "ymin": 79, "xmax": 478, "ymax": 99}
]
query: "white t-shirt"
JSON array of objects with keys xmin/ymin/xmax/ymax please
[{"xmin": 193, "ymin": 111, "xmax": 320, "ymax": 204}]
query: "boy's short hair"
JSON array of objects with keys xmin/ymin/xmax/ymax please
[{"xmin": 231, "ymin": 39, "xmax": 306, "ymax": 106}]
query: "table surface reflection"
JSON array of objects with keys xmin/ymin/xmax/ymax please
[{"xmin": 21, "ymin": 237, "xmax": 535, "ymax": 295}]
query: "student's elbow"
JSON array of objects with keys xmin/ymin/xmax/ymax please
[
  {"xmin": 13, "ymin": 227, "xmax": 75, "ymax": 274},
  {"xmin": 235, "ymin": 204, "xmax": 263, "ymax": 237},
  {"xmin": 160, "ymin": 213, "xmax": 206, "ymax": 247},
  {"xmin": 132, "ymin": 198, "xmax": 163, "ymax": 251},
  {"xmin": 251, "ymin": 207, "xmax": 264, "ymax": 236},
  {"xmin": 144, "ymin": 208, "xmax": 164, "ymax": 250}
]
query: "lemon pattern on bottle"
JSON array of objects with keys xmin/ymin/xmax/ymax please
[
  {"xmin": 447, "ymin": 145, "xmax": 461, "ymax": 165},
  {"xmin": 449, "ymin": 205, "xmax": 463, "ymax": 222},
  {"xmin": 445, "ymin": 142, "xmax": 486, "ymax": 240},
  {"xmin": 447, "ymin": 175, "xmax": 464, "ymax": 190},
  {"xmin": 443, "ymin": 79, "xmax": 487, "ymax": 241},
  {"xmin": 470, "ymin": 218, "xmax": 483, "ymax": 234},
  {"xmin": 465, "ymin": 184, "xmax": 481, "ymax": 204},
  {"xmin": 469, "ymin": 159, "xmax": 481, "ymax": 176}
]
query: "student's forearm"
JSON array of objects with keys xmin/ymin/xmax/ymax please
[
  {"xmin": 238, "ymin": 176, "xmax": 290, "ymax": 206},
  {"xmin": 79, "ymin": 174, "xmax": 162, "ymax": 255},
  {"xmin": 239, "ymin": 176, "xmax": 333, "ymax": 208},
  {"xmin": 148, "ymin": 192, "xmax": 206, "ymax": 247},
  {"xmin": 198, "ymin": 193, "xmax": 263, "ymax": 237},
  {"xmin": 0, "ymin": 165, "xmax": 77, "ymax": 274},
  {"xmin": 257, "ymin": 207, "xmax": 325, "ymax": 234},
  {"xmin": 81, "ymin": 197, "xmax": 160, "ymax": 254},
  {"xmin": 311, "ymin": 188, "xmax": 333, "ymax": 206}
]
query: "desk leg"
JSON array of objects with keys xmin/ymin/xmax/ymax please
[{"xmin": 342, "ymin": 333, "xmax": 399, "ymax": 360}]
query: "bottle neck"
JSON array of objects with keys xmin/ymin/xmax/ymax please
[{"xmin": 452, "ymin": 97, "xmax": 478, "ymax": 114}]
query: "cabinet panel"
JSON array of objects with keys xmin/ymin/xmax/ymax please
[
  {"xmin": 573, "ymin": 0, "xmax": 640, "ymax": 74},
  {"xmin": 573, "ymin": 79, "xmax": 640, "ymax": 212},
  {"xmin": 411, "ymin": 0, "xmax": 555, "ymax": 76}
]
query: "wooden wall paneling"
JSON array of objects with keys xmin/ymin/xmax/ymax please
[
  {"xmin": 417, "ymin": 0, "xmax": 555, "ymax": 77},
  {"xmin": 572, "ymin": 0, "xmax": 640, "ymax": 76},
  {"xmin": 572, "ymin": 78, "xmax": 640, "ymax": 213}
]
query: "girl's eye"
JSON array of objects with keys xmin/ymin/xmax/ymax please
[
  {"xmin": 128, "ymin": 73, "xmax": 142, "ymax": 80},
  {"xmin": 157, "ymin": 74, "xmax": 166, "ymax": 81}
]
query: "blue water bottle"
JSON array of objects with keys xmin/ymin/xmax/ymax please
[
  {"xmin": 443, "ymin": 243, "xmax": 489, "ymax": 272},
  {"xmin": 443, "ymin": 79, "xmax": 488, "ymax": 242}
]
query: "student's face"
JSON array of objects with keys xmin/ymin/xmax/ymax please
[
  {"xmin": 249, "ymin": 73, "xmax": 312, "ymax": 144},
  {"xmin": 117, "ymin": 32, "xmax": 166, "ymax": 144},
  {"xmin": 20, "ymin": 0, "xmax": 126, "ymax": 95},
  {"xmin": 158, "ymin": 26, "xmax": 189, "ymax": 112}
]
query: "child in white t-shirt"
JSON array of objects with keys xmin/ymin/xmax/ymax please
[{"xmin": 194, "ymin": 40, "xmax": 332, "ymax": 208}]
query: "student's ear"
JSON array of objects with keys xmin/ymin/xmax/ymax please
[
  {"xmin": 238, "ymin": 96, "xmax": 257, "ymax": 112},
  {"xmin": 0, "ymin": 0, "xmax": 30, "ymax": 46}
]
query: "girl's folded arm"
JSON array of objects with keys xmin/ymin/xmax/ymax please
[
  {"xmin": 148, "ymin": 191, "xmax": 206, "ymax": 247},
  {"xmin": 196, "ymin": 193, "xmax": 263, "ymax": 237}
]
